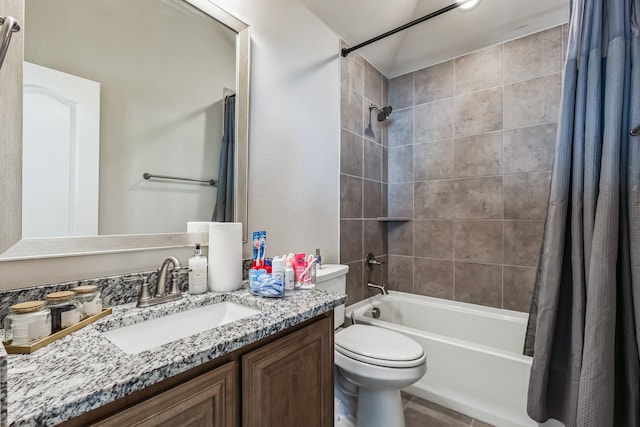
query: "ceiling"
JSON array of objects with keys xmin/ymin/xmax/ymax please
[{"xmin": 301, "ymin": 0, "xmax": 569, "ymax": 78}]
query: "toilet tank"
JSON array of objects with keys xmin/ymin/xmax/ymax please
[{"xmin": 315, "ymin": 264, "xmax": 349, "ymax": 329}]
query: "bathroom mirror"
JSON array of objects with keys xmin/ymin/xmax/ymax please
[{"xmin": 0, "ymin": 0, "xmax": 249, "ymax": 260}]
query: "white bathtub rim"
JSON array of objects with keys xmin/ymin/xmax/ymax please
[
  {"xmin": 352, "ymin": 291, "xmax": 529, "ymax": 323},
  {"xmin": 346, "ymin": 292, "xmax": 532, "ymax": 364}
]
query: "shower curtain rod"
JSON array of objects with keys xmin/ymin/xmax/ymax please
[{"xmin": 341, "ymin": 2, "xmax": 461, "ymax": 57}]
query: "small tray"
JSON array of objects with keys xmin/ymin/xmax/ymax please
[{"xmin": 3, "ymin": 308, "xmax": 112, "ymax": 354}]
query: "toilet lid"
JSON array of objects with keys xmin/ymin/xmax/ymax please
[{"xmin": 335, "ymin": 325, "xmax": 425, "ymax": 368}]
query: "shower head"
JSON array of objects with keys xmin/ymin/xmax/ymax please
[{"xmin": 369, "ymin": 104, "xmax": 393, "ymax": 121}]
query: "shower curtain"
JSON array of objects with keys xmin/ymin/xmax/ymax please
[
  {"xmin": 524, "ymin": 1, "xmax": 640, "ymax": 426},
  {"xmin": 212, "ymin": 94, "xmax": 235, "ymax": 222}
]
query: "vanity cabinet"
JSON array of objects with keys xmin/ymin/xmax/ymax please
[{"xmin": 61, "ymin": 312, "xmax": 333, "ymax": 427}]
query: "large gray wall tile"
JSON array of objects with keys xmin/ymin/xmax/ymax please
[
  {"xmin": 414, "ymin": 139, "xmax": 455, "ymax": 180},
  {"xmin": 388, "ymin": 221, "xmax": 414, "ymax": 256},
  {"xmin": 415, "ymin": 60, "xmax": 454, "ymax": 105},
  {"xmin": 345, "ymin": 260, "xmax": 364, "ymax": 305},
  {"xmin": 387, "ymin": 255, "xmax": 414, "ymax": 292},
  {"xmin": 341, "ymin": 84, "xmax": 364, "ymax": 135},
  {"xmin": 503, "ymin": 123, "xmax": 556, "ymax": 173},
  {"xmin": 415, "ymin": 98, "xmax": 454, "ymax": 143},
  {"xmin": 388, "ymin": 108, "xmax": 413, "ymax": 147},
  {"xmin": 504, "ymin": 172, "xmax": 551, "ymax": 219},
  {"xmin": 388, "ymin": 183, "xmax": 413, "ymax": 217},
  {"xmin": 454, "ymin": 132, "xmax": 502, "ymax": 177},
  {"xmin": 363, "ymin": 139, "xmax": 382, "ymax": 180},
  {"xmin": 363, "ymin": 97, "xmax": 384, "ymax": 145},
  {"xmin": 503, "ymin": 266, "xmax": 536, "ymax": 312},
  {"xmin": 414, "ymin": 220, "xmax": 453, "ymax": 259},
  {"xmin": 340, "ymin": 42, "xmax": 364, "ymax": 92},
  {"xmin": 414, "ymin": 258, "xmax": 454, "ymax": 299},
  {"xmin": 454, "ymin": 176, "xmax": 503, "ymax": 219},
  {"xmin": 504, "ymin": 27, "xmax": 562, "ymax": 83},
  {"xmin": 389, "ymin": 73, "xmax": 414, "ymax": 109},
  {"xmin": 364, "ymin": 219, "xmax": 384, "ymax": 259},
  {"xmin": 382, "ymin": 148, "xmax": 388, "ymax": 182},
  {"xmin": 455, "ymin": 45, "xmax": 503, "ymax": 94},
  {"xmin": 454, "ymin": 220, "xmax": 503, "ymax": 263},
  {"xmin": 455, "ymin": 262, "xmax": 502, "ymax": 308},
  {"xmin": 340, "ymin": 219, "xmax": 363, "ymax": 263},
  {"xmin": 415, "ymin": 180, "xmax": 454, "ymax": 219},
  {"xmin": 504, "ymin": 73, "xmax": 561, "ymax": 129},
  {"xmin": 341, "ymin": 130, "xmax": 363, "ymax": 177},
  {"xmin": 363, "ymin": 180, "xmax": 382, "ymax": 218},
  {"xmin": 364, "ymin": 61, "xmax": 383, "ymax": 106},
  {"xmin": 340, "ymin": 174, "xmax": 362, "ymax": 218},
  {"xmin": 455, "ymin": 87, "xmax": 503, "ymax": 137},
  {"xmin": 389, "ymin": 145, "xmax": 414, "ymax": 183},
  {"xmin": 504, "ymin": 220, "xmax": 544, "ymax": 267}
]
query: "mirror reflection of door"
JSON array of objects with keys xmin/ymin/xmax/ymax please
[{"xmin": 22, "ymin": 62, "xmax": 100, "ymax": 238}]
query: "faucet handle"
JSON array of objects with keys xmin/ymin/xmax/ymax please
[
  {"xmin": 137, "ymin": 278, "xmax": 153, "ymax": 307},
  {"xmin": 168, "ymin": 267, "xmax": 188, "ymax": 295},
  {"xmin": 365, "ymin": 252, "xmax": 385, "ymax": 272}
]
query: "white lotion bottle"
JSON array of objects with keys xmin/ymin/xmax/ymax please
[
  {"xmin": 284, "ymin": 261, "xmax": 295, "ymax": 292},
  {"xmin": 188, "ymin": 243, "xmax": 208, "ymax": 294}
]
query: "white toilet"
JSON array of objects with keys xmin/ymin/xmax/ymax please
[{"xmin": 315, "ymin": 264, "xmax": 427, "ymax": 427}]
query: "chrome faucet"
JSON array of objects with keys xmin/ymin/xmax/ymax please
[
  {"xmin": 367, "ymin": 282, "xmax": 389, "ymax": 296},
  {"xmin": 137, "ymin": 256, "xmax": 184, "ymax": 307},
  {"xmin": 365, "ymin": 253, "xmax": 389, "ymax": 295}
]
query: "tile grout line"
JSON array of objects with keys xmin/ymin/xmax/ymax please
[
  {"xmin": 411, "ymin": 71, "xmax": 416, "ymax": 294},
  {"xmin": 452, "ymin": 58, "xmax": 457, "ymax": 301},
  {"xmin": 501, "ymin": 41, "xmax": 505, "ymax": 310}
]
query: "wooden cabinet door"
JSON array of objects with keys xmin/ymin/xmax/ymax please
[
  {"xmin": 92, "ymin": 361, "xmax": 236, "ymax": 427},
  {"xmin": 242, "ymin": 315, "xmax": 333, "ymax": 427}
]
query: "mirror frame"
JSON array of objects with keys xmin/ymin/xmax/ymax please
[{"xmin": 0, "ymin": 0, "xmax": 250, "ymax": 261}]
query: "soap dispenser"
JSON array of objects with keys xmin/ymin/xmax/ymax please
[{"xmin": 188, "ymin": 243, "xmax": 208, "ymax": 294}]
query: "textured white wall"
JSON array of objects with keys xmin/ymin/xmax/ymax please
[
  {"xmin": 213, "ymin": 0, "xmax": 341, "ymax": 261},
  {"xmin": 0, "ymin": 0, "xmax": 341, "ymax": 289}
]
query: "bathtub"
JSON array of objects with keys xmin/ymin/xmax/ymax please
[{"xmin": 346, "ymin": 292, "xmax": 563, "ymax": 427}]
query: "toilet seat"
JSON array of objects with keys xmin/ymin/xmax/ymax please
[{"xmin": 335, "ymin": 325, "xmax": 426, "ymax": 368}]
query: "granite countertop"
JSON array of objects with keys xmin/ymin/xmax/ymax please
[{"xmin": 6, "ymin": 288, "xmax": 346, "ymax": 426}]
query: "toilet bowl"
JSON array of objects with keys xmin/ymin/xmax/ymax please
[
  {"xmin": 334, "ymin": 324, "xmax": 427, "ymax": 427},
  {"xmin": 314, "ymin": 265, "xmax": 427, "ymax": 427}
]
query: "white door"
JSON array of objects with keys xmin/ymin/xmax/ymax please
[{"xmin": 22, "ymin": 62, "xmax": 100, "ymax": 238}]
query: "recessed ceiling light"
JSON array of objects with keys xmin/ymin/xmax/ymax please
[{"xmin": 457, "ymin": 0, "xmax": 480, "ymax": 10}]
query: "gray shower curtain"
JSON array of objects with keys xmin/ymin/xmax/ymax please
[
  {"xmin": 524, "ymin": 1, "xmax": 640, "ymax": 426},
  {"xmin": 212, "ymin": 94, "xmax": 235, "ymax": 222}
]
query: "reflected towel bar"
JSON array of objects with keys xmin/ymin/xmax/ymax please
[
  {"xmin": 143, "ymin": 172, "xmax": 217, "ymax": 186},
  {"xmin": 0, "ymin": 16, "xmax": 21, "ymax": 72}
]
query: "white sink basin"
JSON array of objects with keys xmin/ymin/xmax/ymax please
[{"xmin": 102, "ymin": 302, "xmax": 261, "ymax": 354}]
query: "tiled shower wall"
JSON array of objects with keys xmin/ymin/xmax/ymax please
[
  {"xmin": 385, "ymin": 25, "xmax": 566, "ymax": 312},
  {"xmin": 339, "ymin": 42, "xmax": 390, "ymax": 305}
]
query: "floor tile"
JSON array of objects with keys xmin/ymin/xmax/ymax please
[{"xmin": 402, "ymin": 393, "xmax": 496, "ymax": 427}]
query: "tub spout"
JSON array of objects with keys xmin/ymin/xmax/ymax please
[{"xmin": 367, "ymin": 282, "xmax": 388, "ymax": 295}]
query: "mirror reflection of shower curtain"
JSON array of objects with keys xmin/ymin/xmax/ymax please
[{"xmin": 212, "ymin": 94, "xmax": 235, "ymax": 221}]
